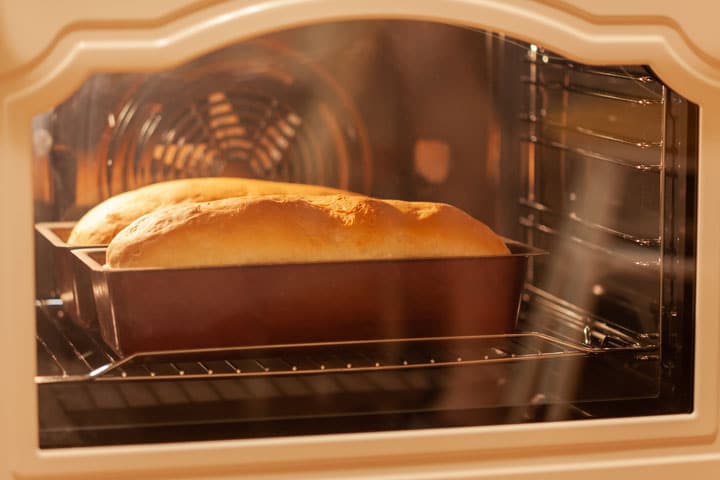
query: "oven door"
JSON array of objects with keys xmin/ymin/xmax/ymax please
[{"xmin": 1, "ymin": 0, "xmax": 720, "ymax": 479}]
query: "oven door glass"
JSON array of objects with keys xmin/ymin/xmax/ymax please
[{"xmin": 33, "ymin": 20, "xmax": 697, "ymax": 448}]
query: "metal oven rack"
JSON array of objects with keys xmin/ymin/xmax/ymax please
[{"xmin": 35, "ymin": 300, "xmax": 652, "ymax": 384}]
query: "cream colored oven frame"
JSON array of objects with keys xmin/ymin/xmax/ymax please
[{"xmin": 1, "ymin": 1, "xmax": 720, "ymax": 479}]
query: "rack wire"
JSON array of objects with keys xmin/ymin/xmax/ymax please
[
  {"xmin": 518, "ymin": 215, "xmax": 661, "ymax": 270},
  {"xmin": 518, "ymin": 197, "xmax": 661, "ymax": 248},
  {"xmin": 520, "ymin": 117, "xmax": 664, "ymax": 157},
  {"xmin": 522, "ymin": 79, "xmax": 664, "ymax": 106},
  {"xmin": 523, "ymin": 56, "xmax": 660, "ymax": 84}
]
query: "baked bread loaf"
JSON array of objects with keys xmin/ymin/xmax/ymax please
[
  {"xmin": 67, "ymin": 177, "xmax": 347, "ymax": 245},
  {"xmin": 107, "ymin": 194, "xmax": 509, "ymax": 268}
]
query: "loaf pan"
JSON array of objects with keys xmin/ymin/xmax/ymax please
[
  {"xmin": 73, "ymin": 242, "xmax": 544, "ymax": 356},
  {"xmin": 35, "ymin": 222, "xmax": 101, "ymax": 327}
]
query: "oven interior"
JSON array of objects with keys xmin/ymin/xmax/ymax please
[{"xmin": 32, "ymin": 20, "xmax": 697, "ymax": 448}]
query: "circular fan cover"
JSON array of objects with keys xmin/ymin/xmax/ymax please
[{"xmin": 101, "ymin": 41, "xmax": 371, "ymax": 197}]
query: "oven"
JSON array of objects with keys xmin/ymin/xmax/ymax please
[{"xmin": 1, "ymin": 1, "xmax": 719, "ymax": 478}]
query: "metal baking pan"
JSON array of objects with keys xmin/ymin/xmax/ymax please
[
  {"xmin": 73, "ymin": 241, "xmax": 544, "ymax": 357},
  {"xmin": 35, "ymin": 222, "xmax": 101, "ymax": 327}
]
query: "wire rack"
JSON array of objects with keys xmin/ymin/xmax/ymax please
[{"xmin": 35, "ymin": 300, "xmax": 653, "ymax": 384}]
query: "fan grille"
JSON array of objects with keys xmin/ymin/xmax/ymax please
[{"xmin": 100, "ymin": 41, "xmax": 369, "ymax": 197}]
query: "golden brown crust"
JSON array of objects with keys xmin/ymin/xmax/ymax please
[
  {"xmin": 67, "ymin": 178, "xmax": 348, "ymax": 245},
  {"xmin": 107, "ymin": 194, "xmax": 509, "ymax": 268}
]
